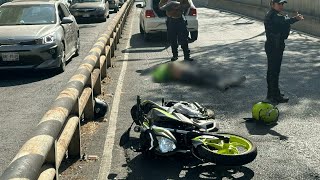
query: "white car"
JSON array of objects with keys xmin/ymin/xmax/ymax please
[{"xmin": 137, "ymin": 0, "xmax": 198, "ymax": 41}]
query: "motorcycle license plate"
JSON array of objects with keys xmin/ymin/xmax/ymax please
[{"xmin": 2, "ymin": 52, "xmax": 19, "ymax": 61}]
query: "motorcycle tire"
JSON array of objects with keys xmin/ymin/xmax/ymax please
[{"xmin": 193, "ymin": 132, "xmax": 257, "ymax": 166}]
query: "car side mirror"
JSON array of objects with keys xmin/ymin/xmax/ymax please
[
  {"xmin": 136, "ymin": 4, "xmax": 143, "ymax": 8},
  {"xmin": 61, "ymin": 17, "xmax": 74, "ymax": 24}
]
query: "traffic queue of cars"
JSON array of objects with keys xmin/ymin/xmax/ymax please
[{"xmin": 0, "ymin": 0, "xmax": 122, "ymax": 73}]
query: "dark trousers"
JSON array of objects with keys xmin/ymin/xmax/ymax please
[
  {"xmin": 265, "ymin": 41, "xmax": 285, "ymax": 98},
  {"xmin": 166, "ymin": 17, "xmax": 190, "ymax": 58}
]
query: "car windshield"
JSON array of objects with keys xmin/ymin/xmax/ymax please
[
  {"xmin": 73, "ymin": 0, "xmax": 101, "ymax": 3},
  {"xmin": 0, "ymin": 4, "xmax": 56, "ymax": 26}
]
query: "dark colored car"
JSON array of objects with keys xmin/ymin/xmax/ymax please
[
  {"xmin": 69, "ymin": 0, "xmax": 109, "ymax": 22},
  {"xmin": 0, "ymin": 0, "xmax": 80, "ymax": 73},
  {"xmin": 108, "ymin": 0, "xmax": 119, "ymax": 12}
]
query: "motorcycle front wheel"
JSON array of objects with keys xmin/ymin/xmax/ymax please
[{"xmin": 192, "ymin": 133, "xmax": 257, "ymax": 166}]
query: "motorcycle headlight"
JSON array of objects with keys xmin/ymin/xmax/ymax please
[
  {"xmin": 36, "ymin": 34, "xmax": 55, "ymax": 45},
  {"xmin": 156, "ymin": 136, "xmax": 176, "ymax": 153}
]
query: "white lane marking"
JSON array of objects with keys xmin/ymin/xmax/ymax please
[{"xmin": 98, "ymin": 11, "xmax": 134, "ymax": 180}]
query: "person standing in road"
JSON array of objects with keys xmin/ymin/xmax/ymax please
[
  {"xmin": 264, "ymin": 0, "xmax": 304, "ymax": 103},
  {"xmin": 159, "ymin": 0, "xmax": 193, "ymax": 61}
]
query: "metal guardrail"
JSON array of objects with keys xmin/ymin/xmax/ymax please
[{"xmin": 0, "ymin": 0, "xmax": 133, "ymax": 179}]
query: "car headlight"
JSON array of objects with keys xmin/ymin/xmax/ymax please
[
  {"xmin": 36, "ymin": 34, "xmax": 55, "ymax": 44},
  {"xmin": 156, "ymin": 136, "xmax": 176, "ymax": 153}
]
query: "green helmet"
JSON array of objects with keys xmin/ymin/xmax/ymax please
[{"xmin": 252, "ymin": 102, "xmax": 279, "ymax": 124}]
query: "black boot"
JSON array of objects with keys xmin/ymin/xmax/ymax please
[
  {"xmin": 184, "ymin": 57, "xmax": 194, "ymax": 61},
  {"xmin": 266, "ymin": 87, "xmax": 278, "ymax": 104},
  {"xmin": 264, "ymin": 97, "xmax": 279, "ymax": 104},
  {"xmin": 275, "ymin": 96, "xmax": 289, "ymax": 103},
  {"xmin": 171, "ymin": 44, "xmax": 178, "ymax": 61},
  {"xmin": 182, "ymin": 44, "xmax": 193, "ymax": 61},
  {"xmin": 171, "ymin": 55, "xmax": 178, "ymax": 61},
  {"xmin": 265, "ymin": 94, "xmax": 289, "ymax": 104}
]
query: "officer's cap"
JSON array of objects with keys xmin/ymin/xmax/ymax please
[{"xmin": 272, "ymin": 0, "xmax": 287, "ymax": 3}]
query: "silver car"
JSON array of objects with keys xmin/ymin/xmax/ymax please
[
  {"xmin": 69, "ymin": 0, "xmax": 109, "ymax": 22},
  {"xmin": 0, "ymin": 0, "xmax": 80, "ymax": 73}
]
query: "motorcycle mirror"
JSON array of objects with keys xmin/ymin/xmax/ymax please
[{"xmin": 134, "ymin": 125, "xmax": 141, "ymax": 132}]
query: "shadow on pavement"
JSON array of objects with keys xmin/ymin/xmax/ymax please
[
  {"xmin": 129, "ymin": 33, "xmax": 170, "ymax": 49},
  {"xmin": 76, "ymin": 18, "xmax": 104, "ymax": 24},
  {"xmin": 243, "ymin": 118, "xmax": 288, "ymax": 140},
  {"xmin": 0, "ymin": 70, "xmax": 56, "ymax": 87},
  {"xmin": 111, "ymin": 151, "xmax": 254, "ymax": 179}
]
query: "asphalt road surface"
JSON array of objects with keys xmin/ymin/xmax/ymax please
[
  {"xmin": 2, "ymin": 3, "xmax": 320, "ymax": 180},
  {"xmin": 59, "ymin": 3, "xmax": 320, "ymax": 180}
]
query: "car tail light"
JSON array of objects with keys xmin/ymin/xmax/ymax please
[
  {"xmin": 188, "ymin": 8, "xmax": 197, "ymax": 16},
  {"xmin": 145, "ymin": 10, "xmax": 156, "ymax": 18}
]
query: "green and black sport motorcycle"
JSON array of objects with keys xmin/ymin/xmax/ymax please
[{"xmin": 120, "ymin": 96, "xmax": 257, "ymax": 166}]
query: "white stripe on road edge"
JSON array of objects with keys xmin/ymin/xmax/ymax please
[{"xmin": 98, "ymin": 12, "xmax": 134, "ymax": 180}]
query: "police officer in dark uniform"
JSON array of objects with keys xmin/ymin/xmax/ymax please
[
  {"xmin": 159, "ymin": 0, "xmax": 193, "ymax": 61},
  {"xmin": 264, "ymin": 0, "xmax": 304, "ymax": 103}
]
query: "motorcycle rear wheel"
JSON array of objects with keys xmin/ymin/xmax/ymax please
[{"xmin": 193, "ymin": 132, "xmax": 257, "ymax": 166}]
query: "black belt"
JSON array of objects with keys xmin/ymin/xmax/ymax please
[{"xmin": 167, "ymin": 16, "xmax": 183, "ymax": 21}]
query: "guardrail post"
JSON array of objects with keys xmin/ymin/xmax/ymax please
[
  {"xmin": 84, "ymin": 94, "xmax": 94, "ymax": 120},
  {"xmin": 119, "ymin": 20, "xmax": 122, "ymax": 33},
  {"xmin": 117, "ymin": 24, "xmax": 121, "ymax": 42},
  {"xmin": 83, "ymin": 76, "xmax": 95, "ymax": 121},
  {"xmin": 106, "ymin": 46, "xmax": 112, "ymax": 68},
  {"xmin": 100, "ymin": 55, "xmax": 107, "ymax": 78},
  {"xmin": 113, "ymin": 32, "xmax": 117, "ymax": 50},
  {"xmin": 68, "ymin": 120, "xmax": 81, "ymax": 159},
  {"xmin": 68, "ymin": 98, "xmax": 81, "ymax": 159},
  {"xmin": 92, "ymin": 69, "xmax": 102, "ymax": 96},
  {"xmin": 45, "ymin": 140, "xmax": 59, "ymax": 180},
  {"xmin": 110, "ymin": 38, "xmax": 115, "ymax": 58}
]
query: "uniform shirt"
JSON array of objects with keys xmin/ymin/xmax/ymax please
[
  {"xmin": 159, "ymin": 0, "xmax": 190, "ymax": 18},
  {"xmin": 264, "ymin": 8, "xmax": 298, "ymax": 41}
]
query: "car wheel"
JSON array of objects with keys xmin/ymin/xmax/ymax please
[
  {"xmin": 57, "ymin": 44, "xmax": 66, "ymax": 73},
  {"xmin": 74, "ymin": 34, "xmax": 80, "ymax": 57},
  {"xmin": 114, "ymin": 6, "xmax": 119, "ymax": 12},
  {"xmin": 100, "ymin": 17, "xmax": 107, "ymax": 22}
]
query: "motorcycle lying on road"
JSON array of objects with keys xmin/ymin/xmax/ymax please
[{"xmin": 120, "ymin": 96, "xmax": 257, "ymax": 166}]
